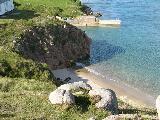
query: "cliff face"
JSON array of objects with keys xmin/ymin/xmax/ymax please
[{"xmin": 16, "ymin": 24, "xmax": 91, "ymax": 69}]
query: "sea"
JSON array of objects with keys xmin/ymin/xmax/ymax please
[{"xmin": 80, "ymin": 0, "xmax": 160, "ymax": 99}]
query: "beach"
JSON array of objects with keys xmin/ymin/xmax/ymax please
[{"xmin": 52, "ymin": 68, "xmax": 156, "ymax": 109}]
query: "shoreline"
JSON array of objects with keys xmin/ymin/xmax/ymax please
[{"xmin": 52, "ymin": 68, "xmax": 156, "ymax": 109}]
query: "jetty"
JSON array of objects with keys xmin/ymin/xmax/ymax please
[{"xmin": 56, "ymin": 15, "xmax": 121, "ymax": 27}]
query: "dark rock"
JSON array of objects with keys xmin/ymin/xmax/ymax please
[{"xmin": 15, "ymin": 24, "xmax": 91, "ymax": 69}]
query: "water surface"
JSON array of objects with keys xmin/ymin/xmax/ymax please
[{"xmin": 81, "ymin": 0, "xmax": 160, "ymax": 98}]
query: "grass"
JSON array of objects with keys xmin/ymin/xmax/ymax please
[
  {"xmin": 0, "ymin": 0, "xmax": 82, "ymax": 22},
  {"xmin": 0, "ymin": 77, "xmax": 157, "ymax": 120},
  {"xmin": 0, "ymin": 77, "xmax": 108, "ymax": 120}
]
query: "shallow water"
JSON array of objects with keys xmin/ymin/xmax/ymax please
[{"xmin": 81, "ymin": 0, "xmax": 160, "ymax": 98}]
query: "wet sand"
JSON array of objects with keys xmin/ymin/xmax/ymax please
[{"xmin": 52, "ymin": 68, "xmax": 156, "ymax": 108}]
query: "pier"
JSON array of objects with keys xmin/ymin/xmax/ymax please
[{"xmin": 58, "ymin": 15, "xmax": 121, "ymax": 27}]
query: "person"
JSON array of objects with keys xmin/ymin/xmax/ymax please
[
  {"xmin": 0, "ymin": 0, "xmax": 14, "ymax": 16},
  {"xmin": 0, "ymin": 1, "xmax": 6, "ymax": 15}
]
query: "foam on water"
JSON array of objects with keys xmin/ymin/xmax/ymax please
[{"xmin": 81, "ymin": 0, "xmax": 160, "ymax": 98}]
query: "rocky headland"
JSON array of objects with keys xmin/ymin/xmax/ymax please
[{"xmin": 16, "ymin": 24, "xmax": 90, "ymax": 69}]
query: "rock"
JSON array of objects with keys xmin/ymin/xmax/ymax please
[
  {"xmin": 102, "ymin": 115, "xmax": 120, "ymax": 120},
  {"xmin": 89, "ymin": 88, "xmax": 118, "ymax": 114},
  {"xmin": 94, "ymin": 12, "xmax": 102, "ymax": 17},
  {"xmin": 16, "ymin": 25, "xmax": 91, "ymax": 70},
  {"xmin": 102, "ymin": 114, "xmax": 138, "ymax": 120},
  {"xmin": 49, "ymin": 89, "xmax": 75, "ymax": 105},
  {"xmin": 156, "ymin": 95, "xmax": 160, "ymax": 120},
  {"xmin": 58, "ymin": 81, "xmax": 92, "ymax": 91},
  {"xmin": 88, "ymin": 117, "xmax": 96, "ymax": 120}
]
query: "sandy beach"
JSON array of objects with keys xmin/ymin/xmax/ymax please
[{"xmin": 52, "ymin": 68, "xmax": 156, "ymax": 108}]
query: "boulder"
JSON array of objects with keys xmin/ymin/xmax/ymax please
[
  {"xmin": 156, "ymin": 95, "xmax": 160, "ymax": 120},
  {"xmin": 102, "ymin": 115, "xmax": 120, "ymax": 120},
  {"xmin": 89, "ymin": 88, "xmax": 118, "ymax": 114},
  {"xmin": 102, "ymin": 114, "xmax": 138, "ymax": 120},
  {"xmin": 58, "ymin": 81, "xmax": 92, "ymax": 91},
  {"xmin": 49, "ymin": 89, "xmax": 75, "ymax": 105},
  {"xmin": 88, "ymin": 117, "xmax": 96, "ymax": 120}
]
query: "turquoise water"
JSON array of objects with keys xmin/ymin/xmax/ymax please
[{"xmin": 81, "ymin": 0, "xmax": 160, "ymax": 98}]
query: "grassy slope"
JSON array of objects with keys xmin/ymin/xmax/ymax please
[
  {"xmin": 15, "ymin": 0, "xmax": 82, "ymax": 17},
  {"xmin": 0, "ymin": 77, "xmax": 156, "ymax": 120},
  {"xmin": 0, "ymin": 0, "xmax": 157, "ymax": 119},
  {"xmin": 0, "ymin": 77, "xmax": 108, "ymax": 120}
]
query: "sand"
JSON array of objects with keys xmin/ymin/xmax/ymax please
[{"xmin": 52, "ymin": 68, "xmax": 156, "ymax": 108}]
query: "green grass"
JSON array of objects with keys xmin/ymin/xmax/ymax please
[
  {"xmin": 0, "ymin": 0, "xmax": 82, "ymax": 22},
  {"xmin": 0, "ymin": 77, "xmax": 157, "ymax": 120},
  {"xmin": 0, "ymin": 77, "xmax": 108, "ymax": 120},
  {"xmin": 14, "ymin": 0, "xmax": 82, "ymax": 17},
  {"xmin": 0, "ymin": 49, "xmax": 55, "ymax": 81}
]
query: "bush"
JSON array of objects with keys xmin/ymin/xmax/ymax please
[{"xmin": 0, "ymin": 59, "xmax": 12, "ymax": 77}]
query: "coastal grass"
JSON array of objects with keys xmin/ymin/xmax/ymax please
[
  {"xmin": 0, "ymin": 77, "xmax": 157, "ymax": 120},
  {"xmin": 0, "ymin": 0, "xmax": 82, "ymax": 22},
  {"xmin": 0, "ymin": 77, "xmax": 108, "ymax": 120}
]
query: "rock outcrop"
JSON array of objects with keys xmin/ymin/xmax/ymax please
[
  {"xmin": 102, "ymin": 114, "xmax": 138, "ymax": 120},
  {"xmin": 16, "ymin": 24, "xmax": 91, "ymax": 69},
  {"xmin": 156, "ymin": 95, "xmax": 160, "ymax": 120},
  {"xmin": 89, "ymin": 88, "xmax": 118, "ymax": 114},
  {"xmin": 49, "ymin": 89, "xmax": 75, "ymax": 105}
]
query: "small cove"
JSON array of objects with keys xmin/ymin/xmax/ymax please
[{"xmin": 80, "ymin": 0, "xmax": 160, "ymax": 100}]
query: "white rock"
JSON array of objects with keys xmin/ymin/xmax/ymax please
[
  {"xmin": 49, "ymin": 89, "xmax": 75, "ymax": 105},
  {"xmin": 63, "ymin": 90, "xmax": 75, "ymax": 104},
  {"xmin": 89, "ymin": 88, "xmax": 118, "ymax": 114},
  {"xmin": 58, "ymin": 81, "xmax": 92, "ymax": 91},
  {"xmin": 156, "ymin": 95, "xmax": 160, "ymax": 120},
  {"xmin": 102, "ymin": 115, "xmax": 120, "ymax": 120},
  {"xmin": 88, "ymin": 117, "xmax": 96, "ymax": 120},
  {"xmin": 102, "ymin": 114, "xmax": 138, "ymax": 120}
]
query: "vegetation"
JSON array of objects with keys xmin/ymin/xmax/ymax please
[
  {"xmin": 0, "ymin": 77, "xmax": 157, "ymax": 120},
  {"xmin": 0, "ymin": 50, "xmax": 55, "ymax": 81},
  {"xmin": 0, "ymin": 0, "xmax": 84, "ymax": 79},
  {"xmin": 0, "ymin": 0, "xmax": 157, "ymax": 119}
]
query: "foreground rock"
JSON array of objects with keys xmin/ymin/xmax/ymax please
[
  {"xmin": 58, "ymin": 81, "xmax": 92, "ymax": 91},
  {"xmin": 49, "ymin": 89, "xmax": 75, "ymax": 105},
  {"xmin": 89, "ymin": 88, "xmax": 118, "ymax": 114},
  {"xmin": 156, "ymin": 95, "xmax": 160, "ymax": 120},
  {"xmin": 102, "ymin": 114, "xmax": 138, "ymax": 120}
]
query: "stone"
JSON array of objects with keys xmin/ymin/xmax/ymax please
[
  {"xmin": 16, "ymin": 25, "xmax": 91, "ymax": 70},
  {"xmin": 102, "ymin": 115, "xmax": 120, "ymax": 120},
  {"xmin": 102, "ymin": 114, "xmax": 138, "ymax": 120},
  {"xmin": 49, "ymin": 89, "xmax": 75, "ymax": 105},
  {"xmin": 88, "ymin": 117, "xmax": 96, "ymax": 120},
  {"xmin": 89, "ymin": 88, "xmax": 118, "ymax": 114},
  {"xmin": 58, "ymin": 81, "xmax": 92, "ymax": 91},
  {"xmin": 156, "ymin": 95, "xmax": 160, "ymax": 120}
]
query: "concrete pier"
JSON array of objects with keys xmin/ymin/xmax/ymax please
[
  {"xmin": 65, "ymin": 15, "xmax": 121, "ymax": 27},
  {"xmin": 99, "ymin": 19, "xmax": 121, "ymax": 25}
]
